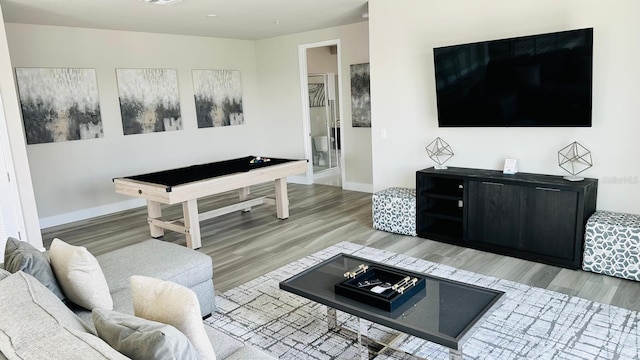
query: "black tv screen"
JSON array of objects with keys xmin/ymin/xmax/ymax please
[{"xmin": 434, "ymin": 28, "xmax": 593, "ymax": 127}]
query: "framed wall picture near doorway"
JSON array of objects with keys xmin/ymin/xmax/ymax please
[{"xmin": 350, "ymin": 63, "xmax": 370, "ymax": 128}]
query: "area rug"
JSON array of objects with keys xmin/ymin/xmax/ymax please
[{"xmin": 204, "ymin": 242, "xmax": 640, "ymax": 359}]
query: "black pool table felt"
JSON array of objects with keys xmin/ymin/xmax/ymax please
[{"xmin": 124, "ymin": 156, "xmax": 299, "ymax": 190}]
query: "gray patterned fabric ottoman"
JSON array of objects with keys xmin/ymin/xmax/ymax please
[
  {"xmin": 372, "ymin": 187, "xmax": 417, "ymax": 236},
  {"xmin": 582, "ymin": 210, "xmax": 640, "ymax": 281}
]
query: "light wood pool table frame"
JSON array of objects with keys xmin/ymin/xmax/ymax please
[{"xmin": 113, "ymin": 159, "xmax": 307, "ymax": 249}]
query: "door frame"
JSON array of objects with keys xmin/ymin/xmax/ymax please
[
  {"xmin": 0, "ymin": 95, "xmax": 26, "ymax": 249},
  {"xmin": 297, "ymin": 39, "xmax": 344, "ymax": 186}
]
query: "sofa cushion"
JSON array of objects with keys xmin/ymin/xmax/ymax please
[
  {"xmin": 203, "ymin": 326, "xmax": 277, "ymax": 360},
  {"xmin": 93, "ymin": 308, "xmax": 198, "ymax": 360},
  {"xmin": 131, "ymin": 275, "xmax": 217, "ymax": 360},
  {"xmin": 49, "ymin": 238, "xmax": 113, "ymax": 310},
  {"xmin": 97, "ymin": 239, "xmax": 212, "ymax": 294},
  {"xmin": 105, "ymin": 279, "xmax": 214, "ymax": 320},
  {"xmin": 225, "ymin": 346, "xmax": 278, "ymax": 360},
  {"xmin": 0, "ymin": 271, "xmax": 128, "ymax": 360},
  {"xmin": 203, "ymin": 325, "xmax": 243, "ymax": 359},
  {"xmin": 0, "ymin": 268, "xmax": 10, "ymax": 281},
  {"xmin": 3, "ymin": 237, "xmax": 65, "ymax": 300}
]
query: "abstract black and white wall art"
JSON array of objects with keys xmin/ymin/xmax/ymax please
[
  {"xmin": 192, "ymin": 70, "xmax": 244, "ymax": 128},
  {"xmin": 116, "ymin": 68, "xmax": 182, "ymax": 135},
  {"xmin": 350, "ymin": 63, "xmax": 371, "ymax": 127},
  {"xmin": 308, "ymin": 83, "xmax": 326, "ymax": 107},
  {"xmin": 15, "ymin": 68, "xmax": 103, "ymax": 144}
]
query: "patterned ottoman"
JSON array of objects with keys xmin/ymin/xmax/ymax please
[
  {"xmin": 582, "ymin": 211, "xmax": 640, "ymax": 281},
  {"xmin": 372, "ymin": 187, "xmax": 416, "ymax": 236}
]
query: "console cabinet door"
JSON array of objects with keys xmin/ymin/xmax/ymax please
[
  {"xmin": 467, "ymin": 181, "xmax": 520, "ymax": 248},
  {"xmin": 520, "ymin": 186, "xmax": 578, "ymax": 260}
]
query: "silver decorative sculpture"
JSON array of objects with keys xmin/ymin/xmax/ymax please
[
  {"xmin": 426, "ymin": 137, "xmax": 454, "ymax": 169},
  {"xmin": 558, "ymin": 141, "xmax": 592, "ymax": 181}
]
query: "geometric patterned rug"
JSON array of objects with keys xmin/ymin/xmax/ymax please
[{"xmin": 204, "ymin": 242, "xmax": 640, "ymax": 359}]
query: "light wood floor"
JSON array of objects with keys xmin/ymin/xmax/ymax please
[{"xmin": 41, "ymin": 183, "xmax": 640, "ymax": 312}]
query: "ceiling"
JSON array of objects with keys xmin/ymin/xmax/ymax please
[{"xmin": 0, "ymin": 0, "xmax": 369, "ymax": 40}]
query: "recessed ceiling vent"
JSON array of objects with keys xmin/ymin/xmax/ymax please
[{"xmin": 142, "ymin": 0, "xmax": 183, "ymax": 5}]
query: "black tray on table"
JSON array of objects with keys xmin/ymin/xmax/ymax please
[{"xmin": 335, "ymin": 264, "xmax": 426, "ymax": 312}]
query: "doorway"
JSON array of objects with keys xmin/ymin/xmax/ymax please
[{"xmin": 299, "ymin": 40, "xmax": 344, "ymax": 187}]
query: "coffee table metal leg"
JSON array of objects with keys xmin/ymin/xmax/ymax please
[
  {"xmin": 326, "ymin": 306, "xmax": 447, "ymax": 360},
  {"xmin": 327, "ymin": 308, "xmax": 338, "ymax": 331},
  {"xmin": 449, "ymin": 348, "xmax": 462, "ymax": 360},
  {"xmin": 356, "ymin": 317, "xmax": 369, "ymax": 360}
]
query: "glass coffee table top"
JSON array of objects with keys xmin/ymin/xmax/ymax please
[{"xmin": 279, "ymin": 253, "xmax": 504, "ymax": 352}]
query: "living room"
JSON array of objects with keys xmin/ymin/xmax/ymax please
[{"xmin": 1, "ymin": 0, "xmax": 639, "ymax": 358}]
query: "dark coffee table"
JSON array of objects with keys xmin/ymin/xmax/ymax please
[{"xmin": 279, "ymin": 253, "xmax": 504, "ymax": 359}]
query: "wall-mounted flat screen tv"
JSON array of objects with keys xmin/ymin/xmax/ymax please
[{"xmin": 434, "ymin": 28, "xmax": 593, "ymax": 127}]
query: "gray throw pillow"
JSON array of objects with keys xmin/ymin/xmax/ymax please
[
  {"xmin": 93, "ymin": 308, "xmax": 199, "ymax": 360},
  {"xmin": 3, "ymin": 237, "xmax": 65, "ymax": 300}
]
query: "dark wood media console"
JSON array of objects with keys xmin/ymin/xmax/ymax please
[{"xmin": 416, "ymin": 167, "xmax": 598, "ymax": 269}]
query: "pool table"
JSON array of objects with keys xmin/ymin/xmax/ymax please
[{"xmin": 113, "ymin": 156, "xmax": 307, "ymax": 249}]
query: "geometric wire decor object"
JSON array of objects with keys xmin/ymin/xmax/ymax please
[
  {"xmin": 558, "ymin": 141, "xmax": 593, "ymax": 181},
  {"xmin": 425, "ymin": 137, "xmax": 454, "ymax": 169}
]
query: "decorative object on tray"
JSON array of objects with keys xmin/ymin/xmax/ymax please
[
  {"xmin": 425, "ymin": 137, "xmax": 454, "ymax": 169},
  {"xmin": 558, "ymin": 141, "xmax": 592, "ymax": 181},
  {"xmin": 335, "ymin": 262, "xmax": 425, "ymax": 312}
]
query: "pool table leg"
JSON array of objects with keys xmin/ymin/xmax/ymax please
[
  {"xmin": 182, "ymin": 199, "xmax": 201, "ymax": 249},
  {"xmin": 274, "ymin": 177, "xmax": 289, "ymax": 219},
  {"xmin": 147, "ymin": 200, "xmax": 164, "ymax": 238},
  {"xmin": 239, "ymin": 187, "xmax": 251, "ymax": 212}
]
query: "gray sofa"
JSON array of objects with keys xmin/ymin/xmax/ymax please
[{"xmin": 0, "ymin": 239, "xmax": 276, "ymax": 360}]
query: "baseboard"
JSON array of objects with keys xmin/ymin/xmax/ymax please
[
  {"xmin": 288, "ymin": 174, "xmax": 312, "ymax": 185},
  {"xmin": 343, "ymin": 181, "xmax": 373, "ymax": 193},
  {"xmin": 39, "ymin": 198, "xmax": 146, "ymax": 229}
]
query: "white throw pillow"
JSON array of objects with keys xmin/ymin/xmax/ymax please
[
  {"xmin": 49, "ymin": 238, "xmax": 113, "ymax": 310},
  {"xmin": 130, "ymin": 275, "xmax": 216, "ymax": 360}
]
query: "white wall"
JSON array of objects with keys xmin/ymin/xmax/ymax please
[
  {"xmin": 3, "ymin": 20, "xmax": 371, "ymax": 227},
  {"xmin": 369, "ymin": 0, "xmax": 640, "ymax": 213},
  {"xmin": 0, "ymin": 6, "xmax": 42, "ymax": 251},
  {"xmin": 5, "ymin": 24, "xmax": 261, "ymax": 226},
  {"xmin": 255, "ymin": 22, "xmax": 372, "ymax": 190},
  {"xmin": 307, "ymin": 46, "xmax": 338, "ymax": 74}
]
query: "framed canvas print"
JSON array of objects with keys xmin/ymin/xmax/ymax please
[
  {"xmin": 116, "ymin": 68, "xmax": 182, "ymax": 135},
  {"xmin": 192, "ymin": 69, "xmax": 244, "ymax": 128},
  {"xmin": 350, "ymin": 63, "xmax": 371, "ymax": 128},
  {"xmin": 308, "ymin": 83, "xmax": 326, "ymax": 107},
  {"xmin": 15, "ymin": 68, "xmax": 103, "ymax": 144}
]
